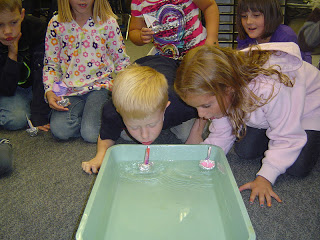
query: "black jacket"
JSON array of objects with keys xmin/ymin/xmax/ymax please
[{"xmin": 0, "ymin": 15, "xmax": 50, "ymax": 126}]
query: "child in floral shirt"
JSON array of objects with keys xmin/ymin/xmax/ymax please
[{"xmin": 43, "ymin": 0, "xmax": 130, "ymax": 143}]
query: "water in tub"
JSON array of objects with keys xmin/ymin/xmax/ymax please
[{"xmin": 104, "ymin": 159, "xmax": 226, "ymax": 240}]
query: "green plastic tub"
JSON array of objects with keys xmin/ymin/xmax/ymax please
[{"xmin": 76, "ymin": 144, "xmax": 255, "ymax": 240}]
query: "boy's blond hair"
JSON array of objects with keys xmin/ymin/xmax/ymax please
[
  {"xmin": 113, "ymin": 64, "xmax": 169, "ymax": 120},
  {"xmin": 0, "ymin": 0, "xmax": 22, "ymax": 13},
  {"xmin": 57, "ymin": 0, "xmax": 117, "ymax": 23}
]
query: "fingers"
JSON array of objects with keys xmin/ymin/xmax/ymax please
[
  {"xmin": 46, "ymin": 91, "xmax": 69, "ymax": 111},
  {"xmin": 248, "ymin": 187, "xmax": 266, "ymax": 207},
  {"xmin": 82, "ymin": 162, "xmax": 93, "ymax": 175},
  {"xmin": 271, "ymin": 191, "xmax": 282, "ymax": 203},
  {"xmin": 258, "ymin": 192, "xmax": 265, "ymax": 207},
  {"xmin": 140, "ymin": 27, "xmax": 154, "ymax": 44},
  {"xmin": 48, "ymin": 98, "xmax": 69, "ymax": 111},
  {"xmin": 91, "ymin": 165, "xmax": 99, "ymax": 174},
  {"xmin": 82, "ymin": 161, "xmax": 99, "ymax": 175},
  {"xmin": 51, "ymin": 104, "xmax": 69, "ymax": 111},
  {"xmin": 38, "ymin": 124, "xmax": 50, "ymax": 131},
  {"xmin": 265, "ymin": 194, "xmax": 272, "ymax": 207},
  {"xmin": 239, "ymin": 180, "xmax": 282, "ymax": 207},
  {"xmin": 239, "ymin": 182, "xmax": 252, "ymax": 192},
  {"xmin": 16, "ymin": 32, "xmax": 22, "ymax": 41}
]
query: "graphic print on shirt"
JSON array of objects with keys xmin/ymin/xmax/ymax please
[
  {"xmin": 133, "ymin": 0, "xmax": 206, "ymax": 59},
  {"xmin": 151, "ymin": 4, "xmax": 186, "ymax": 58}
]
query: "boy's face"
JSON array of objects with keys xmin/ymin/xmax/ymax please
[
  {"xmin": 122, "ymin": 103, "xmax": 170, "ymax": 145},
  {"xmin": 0, "ymin": 8, "xmax": 25, "ymax": 46}
]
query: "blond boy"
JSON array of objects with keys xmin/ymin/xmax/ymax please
[{"xmin": 82, "ymin": 56, "xmax": 197, "ymax": 174}]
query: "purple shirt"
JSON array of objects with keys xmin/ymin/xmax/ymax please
[{"xmin": 236, "ymin": 24, "xmax": 312, "ymax": 63}]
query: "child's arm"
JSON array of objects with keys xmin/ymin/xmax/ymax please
[
  {"xmin": 0, "ymin": 33, "xmax": 23, "ymax": 96},
  {"xmin": 6, "ymin": 32, "xmax": 22, "ymax": 61},
  {"xmin": 129, "ymin": 16, "xmax": 155, "ymax": 46},
  {"xmin": 298, "ymin": 7, "xmax": 320, "ymax": 51},
  {"xmin": 82, "ymin": 136, "xmax": 115, "ymax": 174},
  {"xmin": 194, "ymin": 0, "xmax": 220, "ymax": 46},
  {"xmin": 42, "ymin": 16, "xmax": 63, "ymax": 97},
  {"xmin": 105, "ymin": 17, "xmax": 131, "ymax": 72}
]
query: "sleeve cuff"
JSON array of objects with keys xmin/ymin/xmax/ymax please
[{"xmin": 256, "ymin": 163, "xmax": 282, "ymax": 185}]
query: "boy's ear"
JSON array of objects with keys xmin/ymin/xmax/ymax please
[
  {"xmin": 165, "ymin": 101, "xmax": 171, "ymax": 109},
  {"xmin": 21, "ymin": 8, "xmax": 25, "ymax": 21}
]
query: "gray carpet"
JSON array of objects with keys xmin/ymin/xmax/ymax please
[
  {"xmin": 1, "ymin": 39, "xmax": 319, "ymax": 240},
  {"xmin": 0, "ymin": 128, "xmax": 319, "ymax": 240}
]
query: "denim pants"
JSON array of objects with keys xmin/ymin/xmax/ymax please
[
  {"xmin": 234, "ymin": 126, "xmax": 320, "ymax": 177},
  {"xmin": 0, "ymin": 87, "xmax": 32, "ymax": 130},
  {"xmin": 50, "ymin": 89, "xmax": 110, "ymax": 143},
  {"xmin": 0, "ymin": 138, "xmax": 13, "ymax": 176}
]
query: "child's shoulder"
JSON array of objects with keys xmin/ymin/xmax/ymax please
[
  {"xmin": 272, "ymin": 24, "xmax": 297, "ymax": 42},
  {"xmin": 22, "ymin": 15, "xmax": 46, "ymax": 32},
  {"xmin": 21, "ymin": 15, "xmax": 47, "ymax": 45},
  {"xmin": 274, "ymin": 24, "xmax": 296, "ymax": 37}
]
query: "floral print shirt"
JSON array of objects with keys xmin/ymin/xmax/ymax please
[{"xmin": 43, "ymin": 15, "xmax": 130, "ymax": 96}]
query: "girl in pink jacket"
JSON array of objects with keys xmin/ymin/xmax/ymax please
[{"xmin": 174, "ymin": 42, "xmax": 320, "ymax": 208}]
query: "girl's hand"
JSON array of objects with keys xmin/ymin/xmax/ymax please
[
  {"xmin": 46, "ymin": 90, "xmax": 69, "ymax": 111},
  {"xmin": 185, "ymin": 118, "xmax": 207, "ymax": 144},
  {"xmin": 3, "ymin": 32, "xmax": 22, "ymax": 61},
  {"xmin": 239, "ymin": 176, "xmax": 282, "ymax": 207},
  {"xmin": 140, "ymin": 27, "xmax": 154, "ymax": 44}
]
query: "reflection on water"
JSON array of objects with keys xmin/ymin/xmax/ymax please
[{"xmin": 118, "ymin": 160, "xmax": 215, "ymax": 189}]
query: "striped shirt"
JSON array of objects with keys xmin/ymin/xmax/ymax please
[{"xmin": 131, "ymin": 0, "xmax": 207, "ymax": 59}]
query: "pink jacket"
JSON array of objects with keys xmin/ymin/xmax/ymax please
[{"xmin": 203, "ymin": 42, "xmax": 320, "ymax": 184}]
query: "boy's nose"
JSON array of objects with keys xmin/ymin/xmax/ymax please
[
  {"xmin": 3, "ymin": 25, "xmax": 12, "ymax": 35},
  {"xmin": 140, "ymin": 127, "xmax": 149, "ymax": 140}
]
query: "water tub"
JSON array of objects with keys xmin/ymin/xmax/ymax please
[{"xmin": 76, "ymin": 144, "xmax": 255, "ymax": 240}]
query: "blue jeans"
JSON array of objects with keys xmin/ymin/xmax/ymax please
[
  {"xmin": 0, "ymin": 138, "xmax": 13, "ymax": 176},
  {"xmin": 234, "ymin": 126, "xmax": 320, "ymax": 177},
  {"xmin": 50, "ymin": 89, "xmax": 110, "ymax": 143},
  {"xmin": 0, "ymin": 87, "xmax": 32, "ymax": 130}
]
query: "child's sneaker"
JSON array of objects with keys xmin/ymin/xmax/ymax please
[{"xmin": 0, "ymin": 138, "xmax": 13, "ymax": 176}]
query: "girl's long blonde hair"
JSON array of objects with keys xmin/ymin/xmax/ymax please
[
  {"xmin": 174, "ymin": 45, "xmax": 293, "ymax": 139},
  {"xmin": 58, "ymin": 0, "xmax": 117, "ymax": 23}
]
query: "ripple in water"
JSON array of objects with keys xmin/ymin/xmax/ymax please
[{"xmin": 118, "ymin": 160, "xmax": 215, "ymax": 190}]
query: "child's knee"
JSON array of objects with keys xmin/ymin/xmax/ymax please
[
  {"xmin": 50, "ymin": 121, "xmax": 80, "ymax": 141},
  {"xmin": 286, "ymin": 165, "xmax": 312, "ymax": 178},
  {"xmin": 234, "ymin": 143, "xmax": 264, "ymax": 159},
  {"xmin": 81, "ymin": 125, "xmax": 99, "ymax": 143},
  {"xmin": 0, "ymin": 139, "xmax": 13, "ymax": 176},
  {"xmin": 286, "ymin": 159, "xmax": 316, "ymax": 178},
  {"xmin": 0, "ymin": 109, "xmax": 28, "ymax": 130}
]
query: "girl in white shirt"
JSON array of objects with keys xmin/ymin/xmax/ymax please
[{"xmin": 174, "ymin": 42, "xmax": 320, "ymax": 207}]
